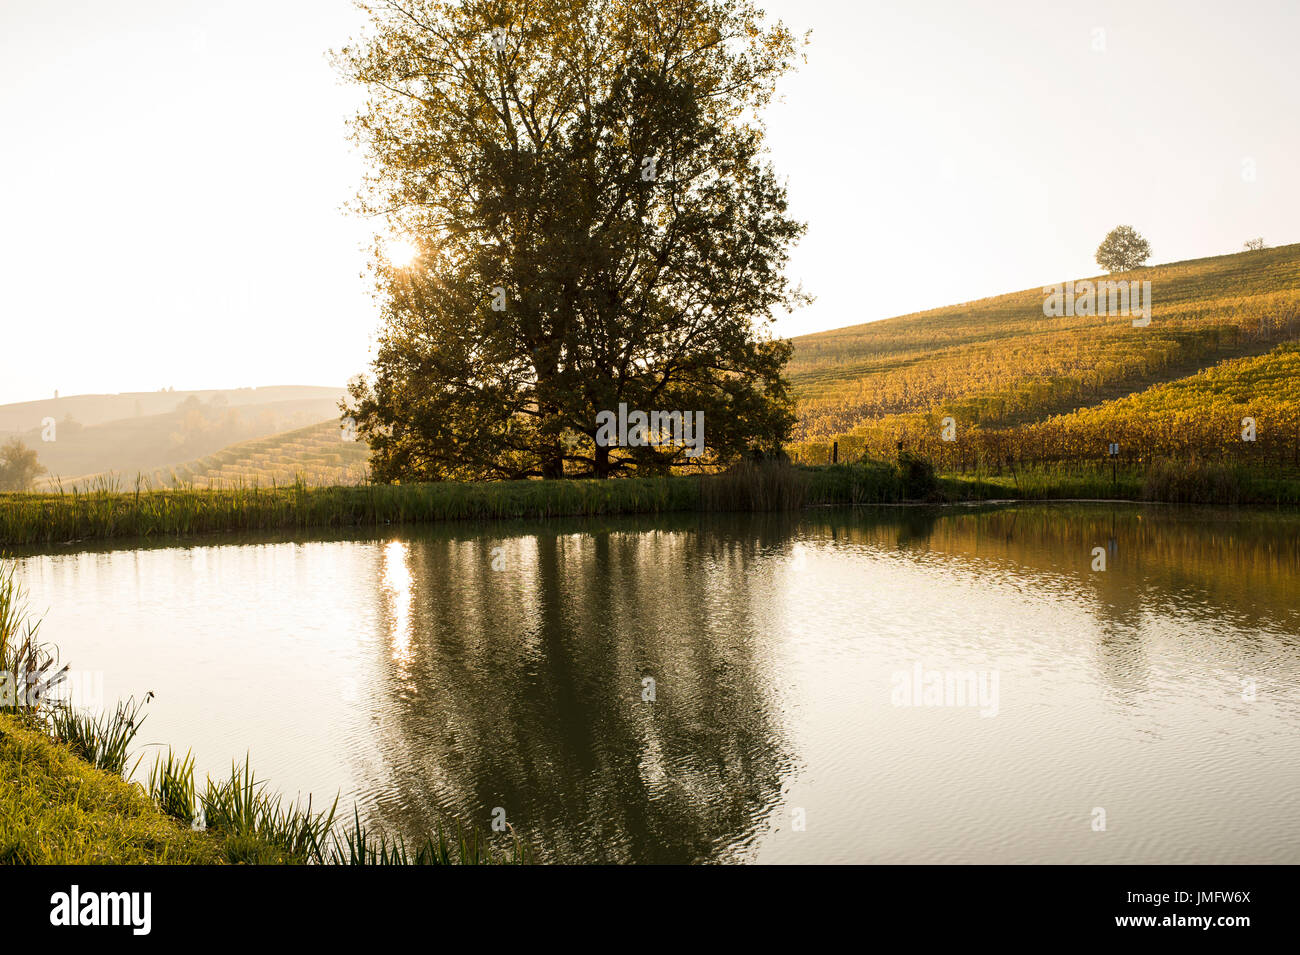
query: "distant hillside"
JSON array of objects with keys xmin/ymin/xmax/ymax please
[
  {"xmin": 789, "ymin": 244, "xmax": 1300, "ymax": 464},
  {"xmin": 0, "ymin": 386, "xmax": 343, "ymax": 433},
  {"xmin": 0, "ymin": 387, "xmax": 347, "ymax": 487},
  {"xmin": 106, "ymin": 419, "xmax": 370, "ymax": 490}
]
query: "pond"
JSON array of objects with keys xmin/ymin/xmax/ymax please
[{"xmin": 12, "ymin": 503, "xmax": 1300, "ymax": 863}]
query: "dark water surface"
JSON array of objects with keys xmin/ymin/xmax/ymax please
[{"xmin": 14, "ymin": 503, "xmax": 1300, "ymax": 863}]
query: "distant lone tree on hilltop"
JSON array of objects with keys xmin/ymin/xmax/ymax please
[
  {"xmin": 0, "ymin": 438, "xmax": 43, "ymax": 491},
  {"xmin": 1096, "ymin": 225, "xmax": 1151, "ymax": 273},
  {"xmin": 1243, "ymin": 237, "xmax": 1267, "ymax": 251}
]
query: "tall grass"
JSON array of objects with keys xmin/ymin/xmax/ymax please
[
  {"xmin": 7, "ymin": 454, "xmax": 1299, "ymax": 550},
  {"xmin": 148, "ymin": 750, "xmax": 523, "ymax": 865},
  {"xmin": 46, "ymin": 694, "xmax": 151, "ymax": 776},
  {"xmin": 0, "ymin": 559, "xmax": 66, "ymax": 713},
  {"xmin": 148, "ymin": 748, "xmax": 198, "ymax": 825},
  {"xmin": 701, "ymin": 460, "xmax": 809, "ymax": 511},
  {"xmin": 804, "ymin": 460, "xmax": 912, "ymax": 505},
  {"xmin": 1141, "ymin": 458, "xmax": 1245, "ymax": 505},
  {"xmin": 324, "ymin": 806, "xmax": 531, "ymax": 865},
  {"xmin": 0, "ymin": 474, "xmax": 704, "ymax": 547},
  {"xmin": 933, "ymin": 458, "xmax": 1300, "ymax": 505},
  {"xmin": 199, "ymin": 756, "xmax": 338, "ymax": 863},
  {"xmin": 0, "ymin": 458, "xmax": 974, "ymax": 550}
]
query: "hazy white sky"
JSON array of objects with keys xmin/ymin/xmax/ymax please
[{"xmin": 1, "ymin": 0, "xmax": 1296, "ymax": 405}]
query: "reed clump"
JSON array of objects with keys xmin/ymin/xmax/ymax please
[
  {"xmin": 804, "ymin": 460, "xmax": 907, "ymax": 505},
  {"xmin": 701, "ymin": 460, "xmax": 810, "ymax": 511},
  {"xmin": 1141, "ymin": 458, "xmax": 1244, "ymax": 505},
  {"xmin": 46, "ymin": 694, "xmax": 151, "ymax": 776},
  {"xmin": 197, "ymin": 756, "xmax": 337, "ymax": 863},
  {"xmin": 148, "ymin": 747, "xmax": 198, "ymax": 825},
  {"xmin": 0, "ymin": 559, "xmax": 66, "ymax": 714},
  {"xmin": 323, "ymin": 806, "xmax": 531, "ymax": 865}
]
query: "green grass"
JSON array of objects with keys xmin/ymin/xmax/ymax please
[
  {"xmin": 0, "ymin": 712, "xmax": 227, "ymax": 864},
  {"xmin": 148, "ymin": 748, "xmax": 198, "ymax": 826},
  {"xmin": 0, "ymin": 708, "xmax": 531, "ymax": 865},
  {"xmin": 193, "ymin": 756, "xmax": 336, "ymax": 864},
  {"xmin": 3, "ymin": 689, "xmax": 530, "ymax": 865},
  {"xmin": 0, "ymin": 708, "xmax": 327, "ymax": 864},
  {"xmin": 5, "ymin": 563, "xmax": 216, "ymax": 864}
]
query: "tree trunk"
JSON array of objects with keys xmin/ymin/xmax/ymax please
[{"xmin": 541, "ymin": 439, "xmax": 564, "ymax": 479}]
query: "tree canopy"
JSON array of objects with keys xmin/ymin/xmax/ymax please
[
  {"xmin": 1095, "ymin": 225, "xmax": 1151, "ymax": 274},
  {"xmin": 338, "ymin": 0, "xmax": 808, "ymax": 479}
]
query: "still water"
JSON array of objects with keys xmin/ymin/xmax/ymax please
[{"xmin": 13, "ymin": 504, "xmax": 1300, "ymax": 863}]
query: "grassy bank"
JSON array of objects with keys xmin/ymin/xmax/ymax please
[
  {"xmin": 0, "ymin": 709, "xmax": 527, "ymax": 865},
  {"xmin": 3, "ymin": 458, "xmax": 1298, "ymax": 548},
  {"xmin": 938, "ymin": 459, "xmax": 1300, "ymax": 506},
  {"xmin": 0, "ymin": 712, "xmax": 228, "ymax": 864},
  {"xmin": 1, "ymin": 475, "xmax": 701, "ymax": 547}
]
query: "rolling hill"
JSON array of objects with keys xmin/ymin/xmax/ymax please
[
  {"xmin": 0, "ymin": 386, "xmax": 344, "ymax": 434},
  {"xmin": 161, "ymin": 420, "xmax": 370, "ymax": 488},
  {"xmin": 0, "ymin": 387, "xmax": 347, "ymax": 488},
  {"xmin": 47, "ymin": 419, "xmax": 370, "ymax": 491},
  {"xmin": 787, "ymin": 243, "xmax": 1300, "ymax": 466}
]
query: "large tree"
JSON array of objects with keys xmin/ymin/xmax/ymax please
[{"xmin": 338, "ymin": 0, "xmax": 807, "ymax": 479}]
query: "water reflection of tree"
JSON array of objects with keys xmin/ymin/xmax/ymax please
[{"xmin": 360, "ymin": 515, "xmax": 794, "ymax": 863}]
